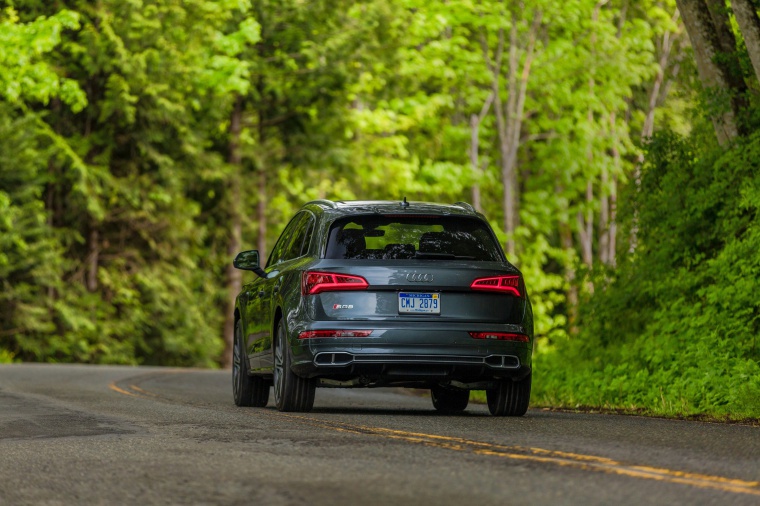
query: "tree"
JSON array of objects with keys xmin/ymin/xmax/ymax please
[
  {"xmin": 0, "ymin": 0, "xmax": 699, "ymax": 373},
  {"xmin": 730, "ymin": 0, "xmax": 760, "ymax": 84},
  {"xmin": 0, "ymin": 7, "xmax": 86, "ymax": 362},
  {"xmin": 3, "ymin": 0, "xmax": 261, "ymax": 365},
  {"xmin": 676, "ymin": 0, "xmax": 747, "ymax": 144}
]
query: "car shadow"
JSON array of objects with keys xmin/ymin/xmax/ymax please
[{"xmin": 271, "ymin": 406, "xmax": 492, "ymax": 417}]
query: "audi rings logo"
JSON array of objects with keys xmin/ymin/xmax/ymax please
[{"xmin": 406, "ymin": 272, "xmax": 434, "ymax": 283}]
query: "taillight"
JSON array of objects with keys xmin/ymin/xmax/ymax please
[
  {"xmin": 469, "ymin": 332, "xmax": 529, "ymax": 342},
  {"xmin": 470, "ymin": 275, "xmax": 521, "ymax": 296},
  {"xmin": 299, "ymin": 330, "xmax": 373, "ymax": 339},
  {"xmin": 301, "ymin": 271, "xmax": 369, "ymax": 295}
]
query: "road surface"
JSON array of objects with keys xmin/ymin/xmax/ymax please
[{"xmin": 0, "ymin": 364, "xmax": 758, "ymax": 505}]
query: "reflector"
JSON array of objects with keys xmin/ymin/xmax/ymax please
[
  {"xmin": 299, "ymin": 330, "xmax": 373, "ymax": 339},
  {"xmin": 468, "ymin": 332, "xmax": 529, "ymax": 342}
]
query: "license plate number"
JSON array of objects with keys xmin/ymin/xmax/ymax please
[{"xmin": 398, "ymin": 292, "xmax": 440, "ymax": 314}]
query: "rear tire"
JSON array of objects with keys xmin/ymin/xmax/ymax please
[
  {"xmin": 233, "ymin": 320, "xmax": 269, "ymax": 407},
  {"xmin": 273, "ymin": 321, "xmax": 316, "ymax": 412},
  {"xmin": 486, "ymin": 373, "xmax": 531, "ymax": 416},
  {"xmin": 431, "ymin": 385, "xmax": 469, "ymax": 413}
]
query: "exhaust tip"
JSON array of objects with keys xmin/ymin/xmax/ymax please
[
  {"xmin": 484, "ymin": 355, "xmax": 520, "ymax": 368},
  {"xmin": 314, "ymin": 352, "xmax": 354, "ymax": 366}
]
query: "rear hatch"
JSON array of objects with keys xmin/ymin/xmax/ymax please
[
  {"xmin": 304, "ymin": 214, "xmax": 527, "ymax": 324},
  {"xmin": 307, "ymin": 262, "xmax": 526, "ymax": 323}
]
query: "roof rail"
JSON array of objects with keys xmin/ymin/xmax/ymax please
[
  {"xmin": 306, "ymin": 199, "xmax": 337, "ymax": 209},
  {"xmin": 453, "ymin": 201, "xmax": 476, "ymax": 213}
]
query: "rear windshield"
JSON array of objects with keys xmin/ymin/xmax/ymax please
[{"xmin": 325, "ymin": 216, "xmax": 503, "ymax": 261}]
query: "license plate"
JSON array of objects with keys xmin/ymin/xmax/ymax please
[{"xmin": 398, "ymin": 292, "xmax": 440, "ymax": 314}]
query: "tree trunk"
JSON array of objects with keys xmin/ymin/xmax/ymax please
[
  {"xmin": 731, "ymin": 0, "xmax": 760, "ymax": 84},
  {"xmin": 46, "ymin": 98, "xmax": 62, "ymax": 228},
  {"xmin": 631, "ymin": 14, "xmax": 682, "ymax": 252},
  {"xmin": 481, "ymin": 8, "xmax": 541, "ymax": 259},
  {"xmin": 502, "ymin": 11, "xmax": 520, "ymax": 260},
  {"xmin": 642, "ymin": 12, "xmax": 681, "ymax": 144},
  {"xmin": 706, "ymin": 0, "xmax": 740, "ymax": 54},
  {"xmin": 222, "ymin": 96, "xmax": 244, "ymax": 369},
  {"xmin": 608, "ymin": 176, "xmax": 618, "ymax": 267},
  {"xmin": 257, "ymin": 167, "xmax": 267, "ymax": 256},
  {"xmin": 582, "ymin": 101, "xmax": 594, "ymax": 268},
  {"xmin": 705, "ymin": 0, "xmax": 749, "ymax": 111},
  {"xmin": 470, "ymin": 114, "xmax": 482, "ymax": 212},
  {"xmin": 511, "ymin": 10, "xmax": 541, "ymax": 254},
  {"xmin": 480, "ymin": 25, "xmax": 510, "ymax": 249},
  {"xmin": 469, "ymin": 93, "xmax": 493, "ymax": 213},
  {"xmin": 676, "ymin": 0, "xmax": 745, "ymax": 144},
  {"xmin": 599, "ymin": 164, "xmax": 609, "ymax": 266},
  {"xmin": 607, "ymin": 112, "xmax": 620, "ymax": 267},
  {"xmin": 577, "ymin": 181, "xmax": 594, "ymax": 267},
  {"xmin": 559, "ymin": 220, "xmax": 579, "ymax": 335},
  {"xmin": 580, "ymin": 1, "xmax": 606, "ymax": 269},
  {"xmin": 86, "ymin": 227, "xmax": 99, "ymax": 293},
  {"xmin": 471, "ymin": 184, "xmax": 481, "ymax": 213}
]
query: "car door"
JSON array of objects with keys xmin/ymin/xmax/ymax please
[
  {"xmin": 257, "ymin": 212, "xmax": 317, "ymax": 371},
  {"xmin": 246, "ymin": 213, "xmax": 305, "ymax": 372}
]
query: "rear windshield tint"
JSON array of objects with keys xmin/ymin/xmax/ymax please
[{"xmin": 325, "ymin": 216, "xmax": 503, "ymax": 261}]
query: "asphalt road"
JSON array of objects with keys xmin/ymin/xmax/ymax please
[{"xmin": 0, "ymin": 364, "xmax": 758, "ymax": 505}]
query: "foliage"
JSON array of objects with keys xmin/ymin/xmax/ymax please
[
  {"xmin": 533, "ymin": 129, "xmax": 760, "ymax": 418},
  {"xmin": 0, "ymin": 1, "xmax": 248, "ymax": 366},
  {"xmin": 0, "ymin": 7, "xmax": 86, "ymax": 110},
  {"xmin": 1, "ymin": 0, "xmax": 757, "ymax": 419}
]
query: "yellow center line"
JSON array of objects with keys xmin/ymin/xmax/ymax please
[
  {"xmin": 274, "ymin": 412, "xmax": 760, "ymax": 497},
  {"xmin": 629, "ymin": 465, "xmax": 759, "ymax": 487},
  {"xmin": 107, "ymin": 376, "xmax": 760, "ymax": 497},
  {"xmin": 130, "ymin": 385, "xmax": 163, "ymax": 398},
  {"xmin": 108, "ymin": 382, "xmax": 142, "ymax": 398}
]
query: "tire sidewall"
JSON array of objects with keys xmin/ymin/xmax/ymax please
[
  {"xmin": 233, "ymin": 320, "xmax": 250, "ymax": 406},
  {"xmin": 274, "ymin": 321, "xmax": 289, "ymax": 411},
  {"xmin": 487, "ymin": 374, "xmax": 531, "ymax": 416}
]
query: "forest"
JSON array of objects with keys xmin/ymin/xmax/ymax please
[{"xmin": 1, "ymin": 0, "xmax": 759, "ymax": 420}]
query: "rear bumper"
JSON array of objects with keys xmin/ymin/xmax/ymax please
[
  {"xmin": 288, "ymin": 323, "xmax": 532, "ymax": 387},
  {"xmin": 291, "ymin": 356, "xmax": 531, "ymax": 388},
  {"xmin": 312, "ymin": 351, "xmax": 521, "ymax": 369},
  {"xmin": 290, "ymin": 320, "xmax": 533, "ymax": 389}
]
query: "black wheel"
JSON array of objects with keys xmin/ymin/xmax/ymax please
[
  {"xmin": 431, "ymin": 385, "xmax": 470, "ymax": 413},
  {"xmin": 273, "ymin": 320, "xmax": 316, "ymax": 412},
  {"xmin": 233, "ymin": 320, "xmax": 269, "ymax": 407},
  {"xmin": 486, "ymin": 373, "xmax": 531, "ymax": 416}
]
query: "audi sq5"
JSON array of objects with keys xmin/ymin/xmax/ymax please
[{"xmin": 232, "ymin": 199, "xmax": 534, "ymax": 415}]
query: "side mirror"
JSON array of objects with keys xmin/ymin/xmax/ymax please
[{"xmin": 233, "ymin": 250, "xmax": 267, "ymax": 278}]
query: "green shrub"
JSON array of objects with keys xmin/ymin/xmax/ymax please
[{"xmin": 533, "ymin": 130, "xmax": 760, "ymax": 419}]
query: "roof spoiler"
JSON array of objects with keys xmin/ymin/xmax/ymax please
[
  {"xmin": 453, "ymin": 202, "xmax": 476, "ymax": 213},
  {"xmin": 306, "ymin": 199, "xmax": 338, "ymax": 209}
]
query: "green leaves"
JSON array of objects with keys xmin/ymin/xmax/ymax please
[
  {"xmin": 0, "ymin": 8, "xmax": 86, "ymax": 111},
  {"xmin": 533, "ymin": 128, "xmax": 760, "ymax": 419},
  {"xmin": 2, "ymin": 0, "xmax": 754, "ymax": 422},
  {"xmin": 0, "ymin": 0, "xmax": 266, "ymax": 366}
]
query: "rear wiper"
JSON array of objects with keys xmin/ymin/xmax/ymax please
[{"xmin": 414, "ymin": 252, "xmax": 456, "ymax": 259}]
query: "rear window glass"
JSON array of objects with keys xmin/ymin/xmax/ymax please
[{"xmin": 325, "ymin": 216, "xmax": 503, "ymax": 261}]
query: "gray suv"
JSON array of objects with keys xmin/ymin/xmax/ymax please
[{"xmin": 232, "ymin": 200, "xmax": 534, "ymax": 415}]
